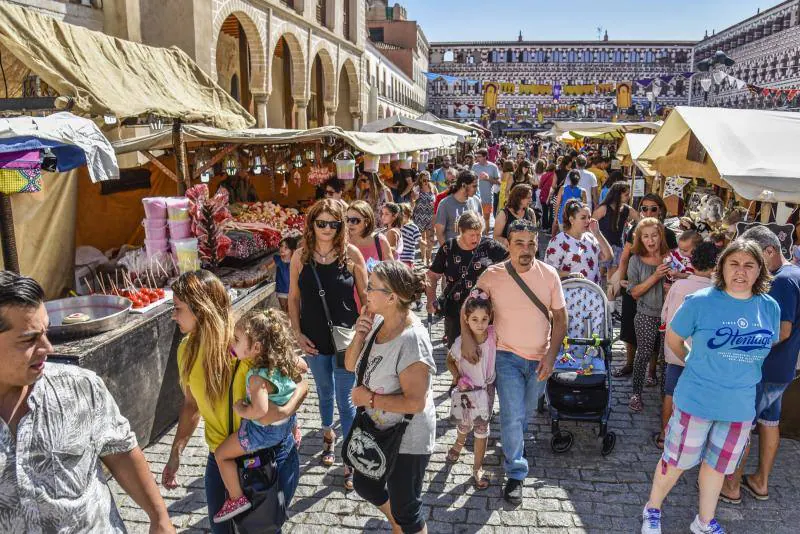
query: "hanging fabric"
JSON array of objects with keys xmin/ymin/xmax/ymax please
[{"xmin": 0, "ymin": 150, "xmax": 42, "ymax": 194}]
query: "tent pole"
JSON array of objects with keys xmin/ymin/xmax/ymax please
[
  {"xmin": 173, "ymin": 120, "xmax": 191, "ymax": 194},
  {"xmin": 0, "ymin": 193, "xmax": 20, "ymax": 273}
]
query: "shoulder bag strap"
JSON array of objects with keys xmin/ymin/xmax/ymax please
[
  {"xmin": 356, "ymin": 322, "xmax": 382, "ymax": 387},
  {"xmin": 374, "ymin": 234, "xmax": 383, "ymax": 261},
  {"xmin": 228, "ymin": 359, "xmax": 242, "ymax": 435},
  {"xmin": 505, "ymin": 260, "xmax": 552, "ymax": 326},
  {"xmin": 309, "ymin": 261, "xmax": 334, "ymax": 328}
]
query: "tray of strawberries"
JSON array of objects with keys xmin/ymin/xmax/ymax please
[{"xmin": 116, "ymin": 287, "xmax": 173, "ymax": 313}]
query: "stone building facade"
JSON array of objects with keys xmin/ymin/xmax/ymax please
[
  {"xmin": 690, "ymin": 0, "xmax": 800, "ymax": 110},
  {"xmin": 427, "ymin": 38, "xmax": 694, "ymax": 124}
]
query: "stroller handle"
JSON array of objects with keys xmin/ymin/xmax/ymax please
[{"xmin": 563, "ymin": 336, "xmax": 610, "ymax": 347}]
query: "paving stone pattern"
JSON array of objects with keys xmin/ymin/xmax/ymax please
[{"xmin": 112, "ymin": 259, "xmax": 800, "ymax": 534}]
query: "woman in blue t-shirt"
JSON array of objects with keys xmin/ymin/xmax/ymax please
[
  {"xmin": 550, "ymin": 170, "xmax": 587, "ymax": 235},
  {"xmin": 640, "ymin": 239, "xmax": 780, "ymax": 534}
]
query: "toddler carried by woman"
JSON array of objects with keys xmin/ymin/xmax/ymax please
[
  {"xmin": 213, "ymin": 309, "xmax": 303, "ymax": 523},
  {"xmin": 445, "ymin": 290, "xmax": 496, "ymax": 490}
]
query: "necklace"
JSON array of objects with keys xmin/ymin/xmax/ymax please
[{"xmin": 314, "ymin": 247, "xmax": 335, "ymax": 263}]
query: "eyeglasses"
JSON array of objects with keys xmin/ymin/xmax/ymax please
[
  {"xmin": 314, "ymin": 219, "xmax": 342, "ymax": 230},
  {"xmin": 324, "ymin": 189, "xmax": 337, "ymax": 197},
  {"xmin": 367, "ymin": 283, "xmax": 392, "ymax": 294},
  {"xmin": 346, "ymin": 217, "xmax": 363, "ymax": 225},
  {"xmin": 640, "ymin": 206, "xmax": 660, "ymax": 214}
]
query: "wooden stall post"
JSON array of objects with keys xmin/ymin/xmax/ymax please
[
  {"xmin": 172, "ymin": 121, "xmax": 191, "ymax": 195},
  {"xmin": 0, "ymin": 193, "xmax": 19, "ymax": 273}
]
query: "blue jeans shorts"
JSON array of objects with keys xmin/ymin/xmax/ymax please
[
  {"xmin": 663, "ymin": 363, "xmax": 684, "ymax": 396},
  {"xmin": 755, "ymin": 380, "xmax": 791, "ymax": 426},
  {"xmin": 601, "ymin": 244, "xmax": 624, "ymax": 269}
]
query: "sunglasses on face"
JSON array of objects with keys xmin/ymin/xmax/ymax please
[
  {"xmin": 640, "ymin": 206, "xmax": 659, "ymax": 214},
  {"xmin": 314, "ymin": 219, "xmax": 342, "ymax": 230},
  {"xmin": 346, "ymin": 217, "xmax": 363, "ymax": 225}
]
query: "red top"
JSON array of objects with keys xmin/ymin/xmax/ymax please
[
  {"xmin": 434, "ymin": 190, "xmax": 451, "ymax": 213},
  {"xmin": 538, "ymin": 171, "xmax": 556, "ymax": 204}
]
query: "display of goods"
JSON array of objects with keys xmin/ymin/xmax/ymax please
[
  {"xmin": 114, "ymin": 287, "xmax": 166, "ymax": 309},
  {"xmin": 223, "ymin": 260, "xmax": 273, "ymax": 288},
  {"xmin": 172, "ymin": 238, "xmax": 200, "ymax": 274},
  {"xmin": 167, "ymin": 219, "xmax": 192, "ymax": 239},
  {"xmin": 307, "ymin": 165, "xmax": 331, "ymax": 186},
  {"xmin": 142, "ymin": 197, "xmax": 168, "ymax": 219},
  {"xmin": 145, "ymin": 238, "xmax": 169, "ymax": 258},
  {"xmin": 166, "ymin": 197, "xmax": 191, "ymax": 220},
  {"xmin": 186, "ymin": 184, "xmax": 232, "ymax": 267},
  {"xmin": 226, "ymin": 229, "xmax": 277, "ymax": 259},
  {"xmin": 379, "ymin": 154, "xmax": 391, "ymax": 164},
  {"xmin": 334, "ymin": 150, "xmax": 356, "ymax": 180},
  {"xmin": 142, "ymin": 218, "xmax": 168, "ymax": 240},
  {"xmin": 229, "ymin": 202, "xmax": 305, "ymax": 234}
]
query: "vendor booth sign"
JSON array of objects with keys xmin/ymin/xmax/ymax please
[{"xmin": 735, "ymin": 222, "xmax": 794, "ymax": 259}]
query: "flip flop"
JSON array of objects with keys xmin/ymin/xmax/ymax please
[
  {"xmin": 718, "ymin": 491, "xmax": 742, "ymax": 505},
  {"xmin": 742, "ymin": 475, "xmax": 769, "ymax": 501},
  {"xmin": 612, "ymin": 365, "xmax": 634, "ymax": 378},
  {"xmin": 651, "ymin": 431, "xmax": 665, "ymax": 450},
  {"xmin": 473, "ymin": 468, "xmax": 490, "ymax": 490}
]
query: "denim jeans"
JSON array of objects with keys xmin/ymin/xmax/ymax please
[
  {"xmin": 205, "ymin": 433, "xmax": 300, "ymax": 534},
  {"xmin": 495, "ymin": 350, "xmax": 547, "ymax": 481},
  {"xmin": 305, "ymin": 353, "xmax": 356, "ymax": 438}
]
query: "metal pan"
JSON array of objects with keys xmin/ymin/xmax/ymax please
[{"xmin": 46, "ymin": 295, "xmax": 132, "ymax": 340}]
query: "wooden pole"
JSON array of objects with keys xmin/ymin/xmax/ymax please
[
  {"xmin": 172, "ymin": 120, "xmax": 191, "ymax": 195},
  {"xmin": 0, "ymin": 193, "xmax": 20, "ymax": 273}
]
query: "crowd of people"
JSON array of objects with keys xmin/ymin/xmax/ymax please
[{"xmin": 1, "ymin": 141, "xmax": 799, "ymax": 534}]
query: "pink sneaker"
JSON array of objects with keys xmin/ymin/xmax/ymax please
[
  {"xmin": 213, "ymin": 495, "xmax": 251, "ymax": 523},
  {"xmin": 292, "ymin": 423, "xmax": 303, "ymax": 447}
]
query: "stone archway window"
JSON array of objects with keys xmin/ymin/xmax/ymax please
[{"xmin": 316, "ymin": 0, "xmax": 327, "ymax": 28}]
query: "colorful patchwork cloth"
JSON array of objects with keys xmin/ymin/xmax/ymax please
[{"xmin": 0, "ymin": 150, "xmax": 42, "ymax": 194}]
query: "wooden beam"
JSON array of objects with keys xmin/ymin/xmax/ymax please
[
  {"xmin": 172, "ymin": 121, "xmax": 191, "ymax": 194},
  {"xmin": 193, "ymin": 144, "xmax": 238, "ymax": 180},
  {"xmin": 0, "ymin": 194, "xmax": 19, "ymax": 273},
  {"xmin": 142, "ymin": 151, "xmax": 179, "ymax": 183}
]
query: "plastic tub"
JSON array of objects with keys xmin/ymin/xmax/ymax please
[
  {"xmin": 168, "ymin": 219, "xmax": 193, "ymax": 239},
  {"xmin": 379, "ymin": 154, "xmax": 391, "ymax": 164},
  {"xmin": 142, "ymin": 218, "xmax": 168, "ymax": 240},
  {"xmin": 166, "ymin": 197, "xmax": 190, "ymax": 220},
  {"xmin": 363, "ymin": 154, "xmax": 380, "ymax": 173},
  {"xmin": 142, "ymin": 197, "xmax": 168, "ymax": 219},
  {"xmin": 145, "ymin": 238, "xmax": 169, "ymax": 258},
  {"xmin": 172, "ymin": 238, "xmax": 200, "ymax": 274}
]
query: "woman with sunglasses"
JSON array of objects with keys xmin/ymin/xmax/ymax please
[
  {"xmin": 347, "ymin": 200, "xmax": 392, "ymax": 272},
  {"xmin": 288, "ymin": 199, "xmax": 368, "ymax": 491},
  {"xmin": 411, "ymin": 171, "xmax": 437, "ymax": 267},
  {"xmin": 356, "ymin": 170, "xmax": 393, "ymax": 215},
  {"xmin": 614, "ymin": 194, "xmax": 679, "ymax": 381}
]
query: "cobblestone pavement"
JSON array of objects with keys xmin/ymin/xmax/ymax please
[{"xmin": 111, "ymin": 268, "xmax": 800, "ymax": 533}]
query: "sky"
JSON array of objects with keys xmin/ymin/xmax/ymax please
[{"xmin": 399, "ymin": 0, "xmax": 787, "ymax": 43}]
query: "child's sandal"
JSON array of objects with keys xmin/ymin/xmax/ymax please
[
  {"xmin": 321, "ymin": 433, "xmax": 335, "ymax": 466},
  {"xmin": 473, "ymin": 468, "xmax": 490, "ymax": 490},
  {"xmin": 446, "ymin": 446, "xmax": 461, "ymax": 463}
]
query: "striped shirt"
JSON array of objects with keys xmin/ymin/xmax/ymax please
[{"xmin": 400, "ymin": 222, "xmax": 421, "ymax": 264}]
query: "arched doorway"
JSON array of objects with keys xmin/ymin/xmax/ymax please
[
  {"xmin": 216, "ymin": 14, "xmax": 257, "ymax": 113},
  {"xmin": 309, "ymin": 49, "xmax": 335, "ymax": 128},
  {"xmin": 268, "ymin": 37, "xmax": 294, "ymax": 128},
  {"xmin": 336, "ymin": 59, "xmax": 359, "ymax": 129}
]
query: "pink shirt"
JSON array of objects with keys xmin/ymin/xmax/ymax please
[
  {"xmin": 450, "ymin": 325, "xmax": 497, "ymax": 387},
  {"xmin": 661, "ymin": 274, "xmax": 712, "ymax": 366},
  {"xmin": 477, "ymin": 261, "xmax": 566, "ymax": 360}
]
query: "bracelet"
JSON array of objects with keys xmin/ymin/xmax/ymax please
[{"xmin": 370, "ymin": 392, "xmax": 376, "ymax": 409}]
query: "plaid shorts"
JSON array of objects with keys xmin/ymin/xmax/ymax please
[{"xmin": 662, "ymin": 407, "xmax": 752, "ymax": 475}]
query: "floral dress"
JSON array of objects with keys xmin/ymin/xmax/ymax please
[
  {"xmin": 544, "ymin": 231, "xmax": 602, "ymax": 284},
  {"xmin": 412, "ymin": 190, "xmax": 435, "ymax": 231}
]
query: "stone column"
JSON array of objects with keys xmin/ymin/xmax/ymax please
[
  {"xmin": 351, "ymin": 111, "xmax": 361, "ymax": 130},
  {"xmin": 326, "ymin": 105, "xmax": 338, "ymax": 126},
  {"xmin": 295, "ymin": 99, "xmax": 309, "ymax": 130},
  {"xmin": 253, "ymin": 93, "xmax": 269, "ymax": 128}
]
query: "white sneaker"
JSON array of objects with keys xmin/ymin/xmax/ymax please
[
  {"xmin": 641, "ymin": 506, "xmax": 662, "ymax": 534},
  {"xmin": 690, "ymin": 515, "xmax": 726, "ymax": 534}
]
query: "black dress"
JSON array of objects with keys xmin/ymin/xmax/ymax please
[{"xmin": 298, "ymin": 260, "xmax": 359, "ymax": 355}]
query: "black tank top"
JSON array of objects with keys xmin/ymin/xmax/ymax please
[
  {"xmin": 598, "ymin": 204, "xmax": 629, "ymax": 246},
  {"xmin": 500, "ymin": 207, "xmax": 536, "ymax": 239},
  {"xmin": 299, "ymin": 260, "xmax": 358, "ymax": 354}
]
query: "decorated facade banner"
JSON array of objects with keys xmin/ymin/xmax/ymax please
[
  {"xmin": 617, "ymin": 82, "xmax": 632, "ymax": 109},
  {"xmin": 483, "ymin": 82, "xmax": 500, "ymax": 110}
]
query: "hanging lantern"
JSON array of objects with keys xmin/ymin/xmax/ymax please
[
  {"xmin": 420, "ymin": 150, "xmax": 429, "ymax": 163},
  {"xmin": 398, "ymin": 152, "xmax": 407, "ymax": 161},
  {"xmin": 410, "ymin": 150, "xmax": 421, "ymax": 163},
  {"xmin": 194, "ymin": 148, "xmax": 213, "ymax": 183},
  {"xmin": 292, "ymin": 153, "xmax": 304, "ymax": 169},
  {"xmin": 224, "ymin": 152, "xmax": 239, "ymax": 176},
  {"xmin": 304, "ymin": 147, "xmax": 316, "ymax": 163},
  {"xmin": 249, "ymin": 147, "xmax": 265, "ymax": 175}
]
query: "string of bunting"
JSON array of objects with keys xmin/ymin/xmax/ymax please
[{"xmin": 746, "ymin": 84, "xmax": 800, "ymax": 103}]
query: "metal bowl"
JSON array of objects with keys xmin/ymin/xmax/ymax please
[{"xmin": 46, "ymin": 294, "xmax": 132, "ymax": 340}]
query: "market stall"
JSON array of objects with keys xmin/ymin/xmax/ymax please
[{"xmin": 637, "ymin": 106, "xmax": 800, "ymax": 439}]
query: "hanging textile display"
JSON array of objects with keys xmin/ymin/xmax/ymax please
[
  {"xmin": 664, "ymin": 177, "xmax": 691, "ymax": 199},
  {"xmin": 0, "ymin": 150, "xmax": 42, "ymax": 194}
]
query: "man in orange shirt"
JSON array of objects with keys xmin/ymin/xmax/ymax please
[{"xmin": 460, "ymin": 219, "xmax": 568, "ymax": 506}]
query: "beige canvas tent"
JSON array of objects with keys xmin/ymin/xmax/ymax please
[{"xmin": 616, "ymin": 133, "xmax": 656, "ymax": 177}]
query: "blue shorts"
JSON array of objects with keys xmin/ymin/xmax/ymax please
[
  {"xmin": 238, "ymin": 414, "xmax": 296, "ymax": 453},
  {"xmin": 664, "ymin": 363, "xmax": 684, "ymax": 396},
  {"xmin": 755, "ymin": 381, "xmax": 791, "ymax": 426},
  {"xmin": 601, "ymin": 244, "xmax": 624, "ymax": 269}
]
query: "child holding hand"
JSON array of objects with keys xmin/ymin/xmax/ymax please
[{"xmin": 445, "ymin": 290, "xmax": 496, "ymax": 490}]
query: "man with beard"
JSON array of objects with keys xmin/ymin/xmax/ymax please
[
  {"xmin": 459, "ymin": 219, "xmax": 568, "ymax": 505},
  {"xmin": 432, "ymin": 155, "xmax": 453, "ymax": 191}
]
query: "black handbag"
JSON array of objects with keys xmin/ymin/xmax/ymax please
[
  {"xmin": 227, "ymin": 361, "xmax": 286, "ymax": 534},
  {"xmin": 342, "ymin": 323, "xmax": 412, "ymax": 484},
  {"xmin": 309, "ymin": 261, "xmax": 356, "ymax": 368}
]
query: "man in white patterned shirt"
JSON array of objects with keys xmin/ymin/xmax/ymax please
[{"xmin": 0, "ymin": 271, "xmax": 174, "ymax": 533}]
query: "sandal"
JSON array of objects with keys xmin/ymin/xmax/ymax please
[
  {"xmin": 742, "ymin": 475, "xmax": 769, "ymax": 501},
  {"xmin": 321, "ymin": 433, "xmax": 335, "ymax": 467},
  {"xmin": 473, "ymin": 468, "xmax": 490, "ymax": 490},
  {"xmin": 645, "ymin": 376, "xmax": 658, "ymax": 387},
  {"xmin": 651, "ymin": 431, "xmax": 665, "ymax": 450},
  {"xmin": 343, "ymin": 466, "xmax": 354, "ymax": 492},
  {"xmin": 446, "ymin": 445, "xmax": 462, "ymax": 463},
  {"xmin": 629, "ymin": 394, "xmax": 643, "ymax": 413},
  {"xmin": 612, "ymin": 365, "xmax": 633, "ymax": 378}
]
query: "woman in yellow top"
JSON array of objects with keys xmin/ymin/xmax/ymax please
[
  {"xmin": 160, "ymin": 270, "xmax": 308, "ymax": 534},
  {"xmin": 496, "ymin": 160, "xmax": 516, "ymax": 212}
]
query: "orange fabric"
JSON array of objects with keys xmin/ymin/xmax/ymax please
[{"xmin": 477, "ymin": 261, "xmax": 566, "ymax": 360}]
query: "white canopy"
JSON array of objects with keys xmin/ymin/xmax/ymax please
[
  {"xmin": 113, "ymin": 124, "xmax": 459, "ymax": 156},
  {"xmin": 638, "ymin": 106, "xmax": 800, "ymax": 202},
  {"xmin": 360, "ymin": 116, "xmax": 467, "ymax": 141},
  {"xmin": 617, "ymin": 133, "xmax": 656, "ymax": 177},
  {"xmin": 550, "ymin": 120, "xmax": 662, "ymax": 137},
  {"xmin": 0, "ymin": 112, "xmax": 118, "ymax": 182}
]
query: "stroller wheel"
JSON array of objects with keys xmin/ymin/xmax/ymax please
[
  {"xmin": 601, "ymin": 432, "xmax": 616, "ymax": 456},
  {"xmin": 550, "ymin": 431, "xmax": 574, "ymax": 454}
]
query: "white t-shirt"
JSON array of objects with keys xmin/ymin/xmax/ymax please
[
  {"xmin": 577, "ymin": 169, "xmax": 598, "ymax": 210},
  {"xmin": 357, "ymin": 317, "xmax": 437, "ymax": 454}
]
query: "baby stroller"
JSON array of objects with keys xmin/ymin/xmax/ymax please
[{"xmin": 542, "ymin": 277, "xmax": 616, "ymax": 455}]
